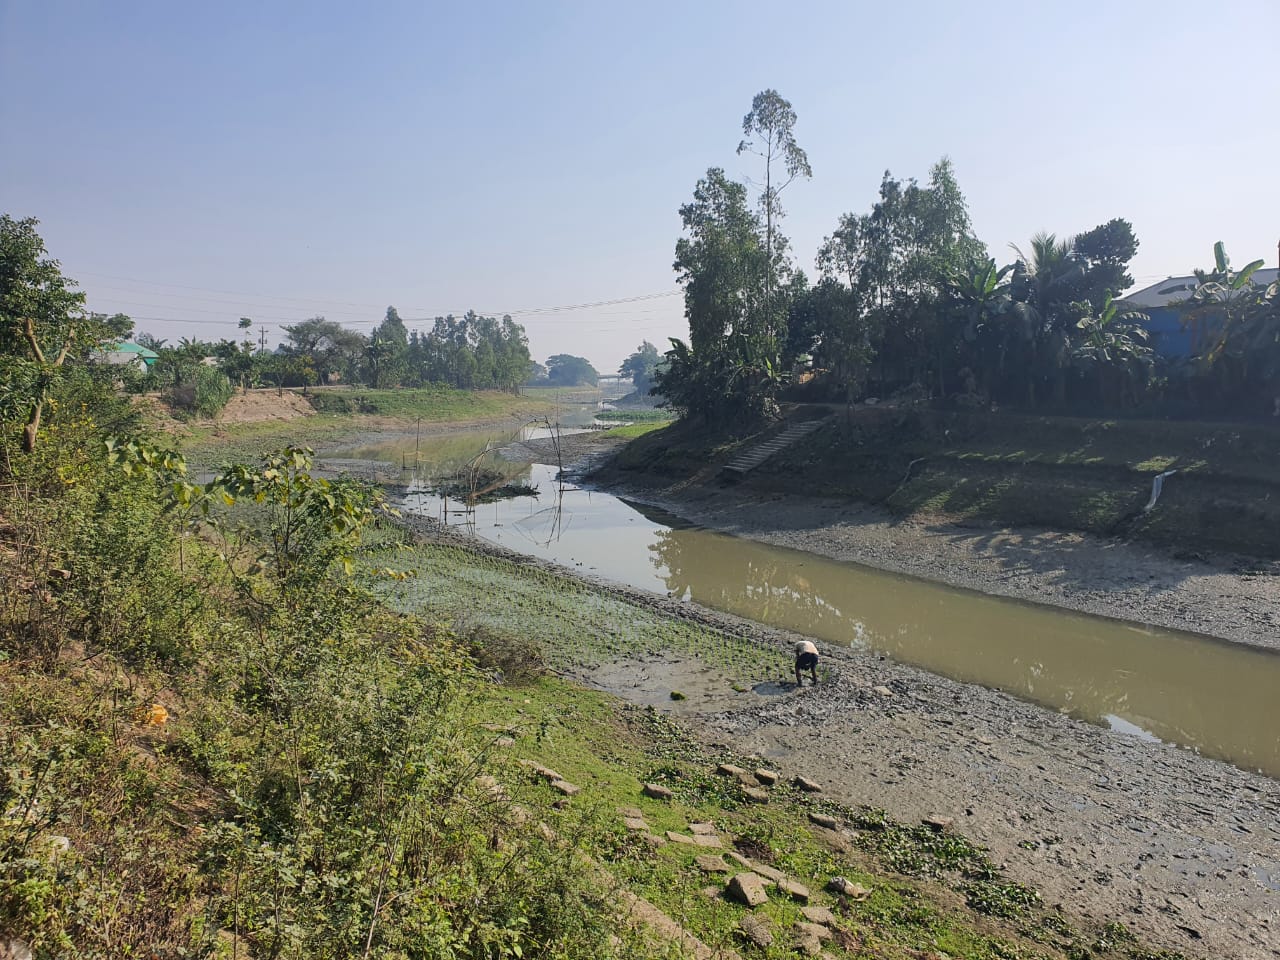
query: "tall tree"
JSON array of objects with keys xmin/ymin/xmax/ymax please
[
  {"xmin": 660, "ymin": 167, "xmax": 783, "ymax": 421},
  {"xmin": 545, "ymin": 354, "xmax": 598, "ymax": 387},
  {"xmin": 366, "ymin": 306, "xmax": 409, "ymax": 387},
  {"xmin": 737, "ymin": 89, "xmax": 811, "ymax": 342},
  {"xmin": 619, "ymin": 341, "xmax": 661, "ymax": 396},
  {"xmin": 281, "ymin": 317, "xmax": 366, "ymax": 384},
  {"xmin": 817, "ymin": 159, "xmax": 986, "ymax": 396}
]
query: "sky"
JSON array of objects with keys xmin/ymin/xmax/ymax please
[{"xmin": 2, "ymin": 0, "xmax": 1278, "ymax": 373}]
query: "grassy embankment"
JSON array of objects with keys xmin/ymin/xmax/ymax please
[
  {"xmin": 179, "ymin": 385, "xmax": 554, "ymax": 466},
  {"xmin": 600, "ymin": 407, "xmax": 1280, "ymax": 559}
]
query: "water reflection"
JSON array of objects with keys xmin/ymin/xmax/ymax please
[{"xmin": 373, "ymin": 439, "xmax": 1280, "ymax": 778}]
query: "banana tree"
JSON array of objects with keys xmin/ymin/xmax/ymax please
[
  {"xmin": 1183, "ymin": 242, "xmax": 1269, "ymax": 404},
  {"xmin": 1072, "ymin": 293, "xmax": 1153, "ymax": 408}
]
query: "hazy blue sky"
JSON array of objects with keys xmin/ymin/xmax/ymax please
[{"xmin": 3, "ymin": 1, "xmax": 1277, "ymax": 371}]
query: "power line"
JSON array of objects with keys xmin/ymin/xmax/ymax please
[{"xmin": 76, "ymin": 268, "xmax": 681, "ymax": 319}]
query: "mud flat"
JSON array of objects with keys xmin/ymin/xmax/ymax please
[{"xmin": 399, "ymin": 513, "xmax": 1280, "ymax": 960}]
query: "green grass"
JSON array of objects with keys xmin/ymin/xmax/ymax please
[
  {"xmin": 305, "ymin": 384, "xmax": 540, "ymax": 419},
  {"xmin": 176, "ymin": 386, "xmax": 553, "ymax": 466},
  {"xmin": 596, "ymin": 409, "xmax": 676, "ymax": 423},
  {"xmin": 598, "ymin": 421, "xmax": 671, "ymax": 440}
]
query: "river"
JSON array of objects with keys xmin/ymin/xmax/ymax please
[{"xmin": 328, "ymin": 427, "xmax": 1280, "ymax": 779}]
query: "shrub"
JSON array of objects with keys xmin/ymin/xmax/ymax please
[
  {"xmin": 462, "ymin": 622, "xmax": 545, "ymax": 683},
  {"xmin": 166, "ymin": 365, "xmax": 234, "ymax": 419}
]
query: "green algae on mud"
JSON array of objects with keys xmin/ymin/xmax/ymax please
[{"xmin": 361, "ymin": 526, "xmax": 785, "ymax": 683}]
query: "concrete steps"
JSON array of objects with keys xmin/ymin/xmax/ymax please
[{"xmin": 722, "ymin": 419, "xmax": 826, "ymax": 476}]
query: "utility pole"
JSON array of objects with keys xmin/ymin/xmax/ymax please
[{"xmin": 258, "ymin": 326, "xmax": 267, "ymax": 354}]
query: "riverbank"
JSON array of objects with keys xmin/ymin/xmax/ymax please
[
  {"xmin": 386, "ymin": 515, "xmax": 1280, "ymax": 960},
  {"xmin": 581, "ymin": 411, "xmax": 1280, "ymax": 653},
  {"xmin": 167, "ymin": 385, "xmax": 556, "ymax": 467}
]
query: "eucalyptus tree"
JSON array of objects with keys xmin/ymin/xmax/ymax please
[{"xmin": 737, "ymin": 89, "xmax": 812, "ymax": 341}]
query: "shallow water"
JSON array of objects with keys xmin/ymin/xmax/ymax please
[{"xmin": 348, "ymin": 431, "xmax": 1280, "ymax": 779}]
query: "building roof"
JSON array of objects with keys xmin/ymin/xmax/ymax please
[
  {"xmin": 1123, "ymin": 269, "xmax": 1279, "ymax": 309},
  {"xmin": 110, "ymin": 341, "xmax": 160, "ymax": 358}
]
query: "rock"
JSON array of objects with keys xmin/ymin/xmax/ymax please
[
  {"xmin": 801, "ymin": 904, "xmax": 837, "ymax": 925},
  {"xmin": 742, "ymin": 786, "xmax": 770, "ymax": 803},
  {"xmin": 794, "ymin": 775, "xmax": 822, "ymax": 793},
  {"xmin": 493, "ymin": 736, "xmax": 516, "ymax": 748},
  {"xmin": 753, "ymin": 768, "xmax": 779, "ymax": 785},
  {"xmin": 923, "ymin": 815, "xmax": 954, "ymax": 832},
  {"xmin": 809, "ymin": 812, "xmax": 840, "ymax": 830},
  {"xmin": 827, "ymin": 876, "xmax": 871, "ymax": 900},
  {"xmin": 778, "ymin": 877, "xmax": 811, "ymax": 902},
  {"xmin": 700, "ymin": 884, "xmax": 722, "ymax": 899},
  {"xmin": 474, "ymin": 775, "xmax": 506, "ymax": 798},
  {"xmin": 796, "ymin": 932, "xmax": 824, "ymax": 956},
  {"xmin": 695, "ymin": 854, "xmax": 731, "ymax": 874},
  {"xmin": 642, "ymin": 782, "xmax": 673, "ymax": 800},
  {"xmin": 688, "ymin": 821, "xmax": 718, "ymax": 835},
  {"xmin": 640, "ymin": 832, "xmax": 667, "ymax": 848},
  {"xmin": 725, "ymin": 850, "xmax": 754, "ymax": 870},
  {"xmin": 0, "ymin": 940, "xmax": 32, "ymax": 960},
  {"xmin": 738, "ymin": 915, "xmax": 774, "ymax": 948},
  {"xmin": 873, "ymin": 685, "xmax": 894, "ymax": 698},
  {"xmin": 666, "ymin": 831, "xmax": 696, "ymax": 845},
  {"xmin": 618, "ymin": 806, "xmax": 645, "ymax": 818},
  {"xmin": 550, "ymin": 780, "xmax": 579, "ymax": 796},
  {"xmin": 716, "ymin": 763, "xmax": 748, "ymax": 777},
  {"xmin": 690, "ymin": 834, "xmax": 723, "ymax": 848},
  {"xmin": 519, "ymin": 760, "xmax": 564, "ymax": 781},
  {"xmin": 797, "ymin": 921, "xmax": 833, "ymax": 941},
  {"xmin": 726, "ymin": 872, "xmax": 769, "ymax": 908},
  {"xmin": 750, "ymin": 861, "xmax": 786, "ymax": 883},
  {"xmin": 622, "ymin": 817, "xmax": 649, "ymax": 832}
]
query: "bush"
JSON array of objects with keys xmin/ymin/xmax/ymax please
[
  {"xmin": 462, "ymin": 622, "xmax": 545, "ymax": 682},
  {"xmin": 166, "ymin": 365, "xmax": 234, "ymax": 419}
]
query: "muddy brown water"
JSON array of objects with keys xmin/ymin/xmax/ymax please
[{"xmin": 332, "ymin": 432, "xmax": 1280, "ymax": 779}]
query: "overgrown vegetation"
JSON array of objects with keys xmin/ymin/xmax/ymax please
[
  {"xmin": 656, "ymin": 92, "xmax": 1280, "ymax": 426},
  {"xmin": 0, "ymin": 220, "xmax": 644, "ymax": 958}
]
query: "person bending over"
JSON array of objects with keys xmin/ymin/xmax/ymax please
[{"xmin": 794, "ymin": 639, "xmax": 819, "ymax": 686}]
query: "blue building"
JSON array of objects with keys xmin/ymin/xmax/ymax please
[{"xmin": 1120, "ymin": 268, "xmax": 1278, "ymax": 359}]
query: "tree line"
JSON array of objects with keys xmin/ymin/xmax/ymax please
[
  {"xmin": 656, "ymin": 91, "xmax": 1280, "ymax": 423},
  {"xmin": 134, "ymin": 307, "xmax": 537, "ymax": 395}
]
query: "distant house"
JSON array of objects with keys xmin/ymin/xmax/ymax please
[
  {"xmin": 98, "ymin": 341, "xmax": 160, "ymax": 370},
  {"xmin": 1121, "ymin": 269, "xmax": 1279, "ymax": 359}
]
